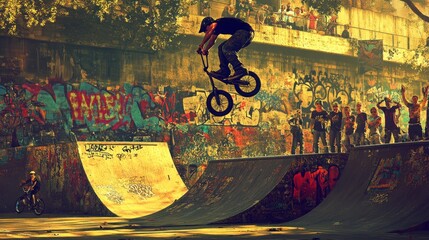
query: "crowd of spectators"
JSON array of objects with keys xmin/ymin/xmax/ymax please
[
  {"xmin": 288, "ymin": 85, "xmax": 429, "ymax": 154},
  {"xmin": 200, "ymin": 0, "xmax": 350, "ymax": 38}
]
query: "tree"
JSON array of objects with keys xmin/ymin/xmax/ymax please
[
  {"xmin": 301, "ymin": 0, "xmax": 429, "ymax": 22},
  {"xmin": 0, "ymin": 0, "xmax": 197, "ymax": 51},
  {"xmin": 401, "ymin": 0, "xmax": 429, "ymax": 22}
]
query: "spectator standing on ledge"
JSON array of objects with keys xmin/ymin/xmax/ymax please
[
  {"xmin": 278, "ymin": 4, "xmax": 288, "ymax": 27},
  {"xmin": 328, "ymin": 102, "xmax": 342, "ymax": 153},
  {"xmin": 308, "ymin": 10, "xmax": 318, "ymax": 31},
  {"xmin": 367, "ymin": 107, "xmax": 382, "ymax": 144},
  {"xmin": 255, "ymin": 5, "xmax": 268, "ymax": 25},
  {"xmin": 342, "ymin": 106, "xmax": 355, "ymax": 153},
  {"xmin": 341, "ymin": 24, "xmax": 350, "ymax": 38},
  {"xmin": 354, "ymin": 102, "xmax": 367, "ymax": 146},
  {"xmin": 300, "ymin": 6, "xmax": 308, "ymax": 31},
  {"xmin": 326, "ymin": 13, "xmax": 337, "ymax": 36},
  {"xmin": 294, "ymin": 7, "xmax": 305, "ymax": 30},
  {"xmin": 288, "ymin": 109, "xmax": 304, "ymax": 154},
  {"xmin": 401, "ymin": 85, "xmax": 428, "ymax": 141},
  {"xmin": 377, "ymin": 97, "xmax": 401, "ymax": 143},
  {"xmin": 310, "ymin": 100, "xmax": 329, "ymax": 153},
  {"xmin": 200, "ymin": 0, "xmax": 210, "ymax": 16},
  {"xmin": 221, "ymin": 4, "xmax": 235, "ymax": 18}
]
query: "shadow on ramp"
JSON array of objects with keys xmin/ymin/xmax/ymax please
[{"xmin": 132, "ymin": 154, "xmax": 348, "ymax": 226}]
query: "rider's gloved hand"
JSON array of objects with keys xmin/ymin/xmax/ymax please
[
  {"xmin": 201, "ymin": 49, "xmax": 208, "ymax": 55},
  {"xmin": 196, "ymin": 47, "xmax": 203, "ymax": 54}
]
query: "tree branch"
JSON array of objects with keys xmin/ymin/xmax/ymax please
[{"xmin": 401, "ymin": 0, "xmax": 429, "ymax": 22}]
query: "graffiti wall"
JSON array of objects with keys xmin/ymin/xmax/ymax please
[
  {"xmin": 0, "ymin": 143, "xmax": 111, "ymax": 214},
  {"xmin": 0, "ymin": 36, "xmax": 427, "ymax": 184},
  {"xmin": 367, "ymin": 145, "xmax": 429, "ymax": 204},
  {"xmin": 220, "ymin": 153, "xmax": 349, "ymax": 223}
]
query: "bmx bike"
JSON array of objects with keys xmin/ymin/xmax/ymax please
[
  {"xmin": 198, "ymin": 53, "xmax": 261, "ymax": 116},
  {"xmin": 15, "ymin": 186, "xmax": 45, "ymax": 215}
]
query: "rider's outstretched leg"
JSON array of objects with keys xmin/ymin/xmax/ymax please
[
  {"xmin": 210, "ymin": 41, "xmax": 231, "ymax": 79},
  {"xmin": 222, "ymin": 30, "xmax": 253, "ymax": 80}
]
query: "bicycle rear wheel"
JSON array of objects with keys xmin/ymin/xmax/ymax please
[
  {"xmin": 206, "ymin": 90, "xmax": 233, "ymax": 116},
  {"xmin": 15, "ymin": 198, "xmax": 25, "ymax": 213},
  {"xmin": 234, "ymin": 71, "xmax": 261, "ymax": 97},
  {"xmin": 33, "ymin": 198, "xmax": 45, "ymax": 215}
]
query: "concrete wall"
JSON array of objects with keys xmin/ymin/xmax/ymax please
[
  {"xmin": 0, "ymin": 143, "xmax": 111, "ymax": 214},
  {"xmin": 194, "ymin": 2, "xmax": 428, "ymax": 50},
  {"xmin": 0, "ymin": 36, "xmax": 427, "ymax": 162}
]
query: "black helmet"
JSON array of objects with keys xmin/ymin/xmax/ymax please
[{"xmin": 199, "ymin": 17, "xmax": 215, "ymax": 33}]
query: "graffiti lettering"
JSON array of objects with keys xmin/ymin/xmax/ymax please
[
  {"xmin": 127, "ymin": 184, "xmax": 155, "ymax": 199},
  {"xmin": 121, "ymin": 145, "xmax": 143, "ymax": 153},
  {"xmin": 84, "ymin": 144, "xmax": 110, "ymax": 153}
]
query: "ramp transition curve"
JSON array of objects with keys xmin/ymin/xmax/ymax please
[
  {"xmin": 133, "ymin": 153, "xmax": 348, "ymax": 226},
  {"xmin": 77, "ymin": 141, "xmax": 188, "ymax": 218},
  {"xmin": 288, "ymin": 141, "xmax": 429, "ymax": 232}
]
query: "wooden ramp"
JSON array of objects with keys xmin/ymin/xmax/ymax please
[{"xmin": 77, "ymin": 141, "xmax": 188, "ymax": 218}]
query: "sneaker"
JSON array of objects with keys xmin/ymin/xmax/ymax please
[
  {"xmin": 209, "ymin": 69, "xmax": 230, "ymax": 79},
  {"xmin": 227, "ymin": 68, "xmax": 248, "ymax": 81}
]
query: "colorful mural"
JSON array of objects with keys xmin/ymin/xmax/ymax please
[
  {"xmin": 367, "ymin": 145, "xmax": 429, "ymax": 204},
  {"xmin": 220, "ymin": 154, "xmax": 348, "ymax": 224},
  {"xmin": 0, "ymin": 37, "xmax": 427, "ymax": 181},
  {"xmin": 0, "ymin": 143, "xmax": 110, "ymax": 214}
]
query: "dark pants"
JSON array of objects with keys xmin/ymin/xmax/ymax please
[
  {"xmin": 354, "ymin": 131, "xmax": 366, "ymax": 146},
  {"xmin": 313, "ymin": 130, "xmax": 328, "ymax": 153},
  {"xmin": 409, "ymin": 124, "xmax": 423, "ymax": 141},
  {"xmin": 29, "ymin": 189, "xmax": 39, "ymax": 205},
  {"xmin": 291, "ymin": 130, "xmax": 303, "ymax": 154},
  {"xmin": 384, "ymin": 128, "xmax": 400, "ymax": 143},
  {"xmin": 329, "ymin": 130, "xmax": 341, "ymax": 153},
  {"xmin": 218, "ymin": 30, "xmax": 254, "ymax": 72}
]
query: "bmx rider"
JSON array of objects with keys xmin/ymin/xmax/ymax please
[
  {"xmin": 21, "ymin": 170, "xmax": 41, "ymax": 207},
  {"xmin": 197, "ymin": 17, "xmax": 254, "ymax": 81}
]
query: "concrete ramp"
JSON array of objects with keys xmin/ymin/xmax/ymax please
[
  {"xmin": 288, "ymin": 141, "xmax": 429, "ymax": 232},
  {"xmin": 133, "ymin": 154, "xmax": 348, "ymax": 226},
  {"xmin": 77, "ymin": 141, "xmax": 188, "ymax": 218},
  {"xmin": 133, "ymin": 157, "xmax": 294, "ymax": 226}
]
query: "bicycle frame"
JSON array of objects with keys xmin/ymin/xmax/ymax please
[
  {"xmin": 200, "ymin": 53, "xmax": 217, "ymax": 92},
  {"xmin": 200, "ymin": 53, "xmax": 222, "ymax": 105}
]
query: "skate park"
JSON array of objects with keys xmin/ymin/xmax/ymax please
[{"xmin": 1, "ymin": 0, "xmax": 429, "ymax": 239}]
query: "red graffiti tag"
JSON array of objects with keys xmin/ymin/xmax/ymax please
[{"xmin": 67, "ymin": 91, "xmax": 132, "ymax": 129}]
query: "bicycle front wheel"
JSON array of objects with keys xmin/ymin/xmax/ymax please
[
  {"xmin": 33, "ymin": 198, "xmax": 45, "ymax": 215},
  {"xmin": 206, "ymin": 90, "xmax": 233, "ymax": 116},
  {"xmin": 15, "ymin": 198, "xmax": 25, "ymax": 213},
  {"xmin": 234, "ymin": 71, "xmax": 261, "ymax": 97}
]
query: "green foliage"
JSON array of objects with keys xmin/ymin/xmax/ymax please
[
  {"xmin": 0, "ymin": 0, "xmax": 198, "ymax": 51},
  {"xmin": 302, "ymin": 0, "xmax": 342, "ymax": 15}
]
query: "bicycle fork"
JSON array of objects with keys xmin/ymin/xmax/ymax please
[{"xmin": 200, "ymin": 54, "xmax": 222, "ymax": 105}]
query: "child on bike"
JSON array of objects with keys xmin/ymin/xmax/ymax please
[
  {"xmin": 197, "ymin": 17, "xmax": 254, "ymax": 81},
  {"xmin": 21, "ymin": 170, "xmax": 41, "ymax": 207}
]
